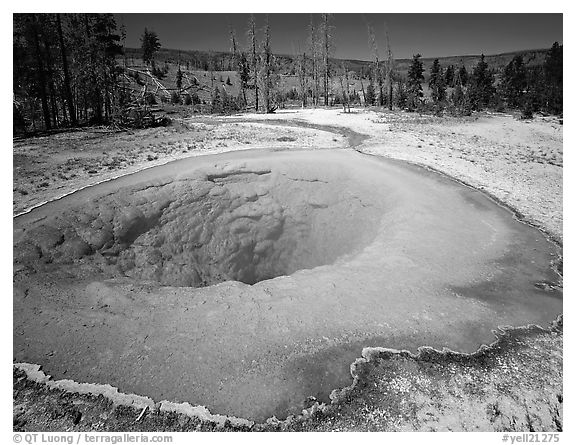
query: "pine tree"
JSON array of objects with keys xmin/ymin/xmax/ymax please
[
  {"xmin": 176, "ymin": 68, "xmax": 183, "ymax": 91},
  {"xmin": 395, "ymin": 77, "xmax": 408, "ymax": 109},
  {"xmin": 56, "ymin": 13, "xmax": 76, "ymax": 125},
  {"xmin": 450, "ymin": 64, "xmax": 471, "ymax": 115},
  {"xmin": 365, "ymin": 79, "xmax": 376, "ymax": 106},
  {"xmin": 407, "ymin": 54, "xmax": 424, "ymax": 110},
  {"xmin": 236, "ymin": 91, "xmax": 246, "ymax": 110},
  {"xmin": 211, "ymin": 86, "xmax": 222, "ymax": 113},
  {"xmin": 75, "ymin": 14, "xmax": 122, "ymax": 123},
  {"xmin": 14, "ymin": 13, "xmax": 123, "ymax": 130},
  {"xmin": 141, "ymin": 28, "xmax": 161, "ymax": 65},
  {"xmin": 544, "ymin": 42, "xmax": 562, "ymax": 114},
  {"xmin": 429, "ymin": 58, "xmax": 446, "ymax": 104},
  {"xmin": 451, "ymin": 83, "xmax": 465, "ymax": 107},
  {"xmin": 190, "ymin": 92, "xmax": 201, "ymax": 106},
  {"xmin": 221, "ymin": 88, "xmax": 231, "ymax": 113},
  {"xmin": 468, "ymin": 54, "xmax": 495, "ymax": 110},
  {"xmin": 444, "ymin": 65, "xmax": 455, "ymax": 88},
  {"xmin": 501, "ymin": 55, "xmax": 526, "ymax": 109},
  {"xmin": 458, "ymin": 64, "xmax": 468, "ymax": 87},
  {"xmin": 29, "ymin": 14, "xmax": 52, "ymax": 129}
]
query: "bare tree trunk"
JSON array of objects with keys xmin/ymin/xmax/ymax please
[
  {"xmin": 321, "ymin": 14, "xmax": 330, "ymax": 106},
  {"xmin": 84, "ymin": 14, "xmax": 103, "ymax": 123},
  {"xmin": 338, "ymin": 64, "xmax": 351, "ymax": 113},
  {"xmin": 301, "ymin": 53, "xmax": 307, "ymax": 108},
  {"xmin": 30, "ymin": 100, "xmax": 37, "ymax": 131},
  {"xmin": 30, "ymin": 15, "xmax": 51, "ymax": 130},
  {"xmin": 338, "ymin": 77, "xmax": 346, "ymax": 112},
  {"xmin": 229, "ymin": 22, "xmax": 238, "ymax": 66},
  {"xmin": 367, "ymin": 22, "xmax": 385, "ymax": 107},
  {"xmin": 57, "ymin": 13, "xmax": 76, "ymax": 125},
  {"xmin": 228, "ymin": 21, "xmax": 238, "ymax": 97},
  {"xmin": 248, "ymin": 15, "xmax": 259, "ymax": 112},
  {"xmin": 49, "ymin": 79, "xmax": 59, "ymax": 127},
  {"xmin": 296, "ymin": 48, "xmax": 307, "ymax": 108},
  {"xmin": 83, "ymin": 91, "xmax": 88, "ymax": 122},
  {"xmin": 60, "ymin": 93, "xmax": 68, "ymax": 124},
  {"xmin": 41, "ymin": 19, "xmax": 61, "ymax": 128},
  {"xmin": 386, "ymin": 30, "xmax": 395, "ymax": 111},
  {"xmin": 345, "ymin": 66, "xmax": 351, "ymax": 112},
  {"xmin": 262, "ymin": 24, "xmax": 269, "ymax": 112},
  {"xmin": 104, "ymin": 68, "xmax": 110, "ymax": 122},
  {"xmin": 308, "ymin": 16, "xmax": 318, "ymax": 106},
  {"xmin": 260, "ymin": 16, "xmax": 275, "ymax": 113}
]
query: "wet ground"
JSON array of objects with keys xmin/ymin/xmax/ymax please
[
  {"xmin": 13, "ymin": 148, "xmax": 562, "ymax": 422},
  {"xmin": 13, "ymin": 318, "xmax": 563, "ymax": 432}
]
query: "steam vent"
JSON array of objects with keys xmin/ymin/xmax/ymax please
[{"xmin": 13, "ymin": 149, "xmax": 562, "ymax": 422}]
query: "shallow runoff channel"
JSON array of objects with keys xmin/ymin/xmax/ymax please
[{"xmin": 13, "ymin": 148, "xmax": 562, "ymax": 422}]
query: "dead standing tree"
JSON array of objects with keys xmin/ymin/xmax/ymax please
[
  {"xmin": 320, "ymin": 13, "xmax": 332, "ymax": 106},
  {"xmin": 259, "ymin": 16, "xmax": 277, "ymax": 113},
  {"xmin": 367, "ymin": 22, "xmax": 385, "ymax": 107},
  {"xmin": 228, "ymin": 20, "xmax": 239, "ymax": 90},
  {"xmin": 338, "ymin": 63, "xmax": 351, "ymax": 112},
  {"xmin": 385, "ymin": 27, "xmax": 395, "ymax": 110},
  {"xmin": 228, "ymin": 21, "xmax": 242, "ymax": 107},
  {"xmin": 308, "ymin": 15, "xmax": 320, "ymax": 106},
  {"xmin": 296, "ymin": 47, "xmax": 308, "ymax": 108},
  {"xmin": 247, "ymin": 14, "xmax": 259, "ymax": 112},
  {"xmin": 359, "ymin": 78, "xmax": 367, "ymax": 106}
]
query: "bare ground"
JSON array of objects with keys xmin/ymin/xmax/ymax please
[
  {"xmin": 13, "ymin": 119, "xmax": 342, "ymax": 216},
  {"xmin": 13, "ymin": 108, "xmax": 563, "ymax": 432},
  {"xmin": 233, "ymin": 109, "xmax": 563, "ymax": 242},
  {"xmin": 13, "ymin": 318, "xmax": 563, "ymax": 432}
]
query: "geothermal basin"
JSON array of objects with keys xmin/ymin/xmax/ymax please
[{"xmin": 13, "ymin": 149, "xmax": 562, "ymax": 422}]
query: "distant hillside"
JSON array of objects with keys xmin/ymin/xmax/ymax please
[
  {"xmin": 123, "ymin": 46, "xmax": 553, "ymax": 79},
  {"xmin": 410, "ymin": 48, "xmax": 550, "ymax": 78},
  {"xmin": 116, "ymin": 44, "xmax": 558, "ymax": 112}
]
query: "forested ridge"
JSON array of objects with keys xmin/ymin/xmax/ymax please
[{"xmin": 13, "ymin": 13, "xmax": 562, "ymax": 134}]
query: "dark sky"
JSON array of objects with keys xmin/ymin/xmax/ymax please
[{"xmin": 115, "ymin": 13, "xmax": 563, "ymax": 61}]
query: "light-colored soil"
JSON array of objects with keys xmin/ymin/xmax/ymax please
[
  {"xmin": 14, "ymin": 109, "xmax": 562, "ymax": 244},
  {"xmin": 13, "ymin": 108, "xmax": 563, "ymax": 432},
  {"xmin": 13, "ymin": 120, "xmax": 343, "ymax": 216},
  {"xmin": 288, "ymin": 318, "xmax": 563, "ymax": 432},
  {"xmin": 232, "ymin": 109, "xmax": 563, "ymax": 242}
]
